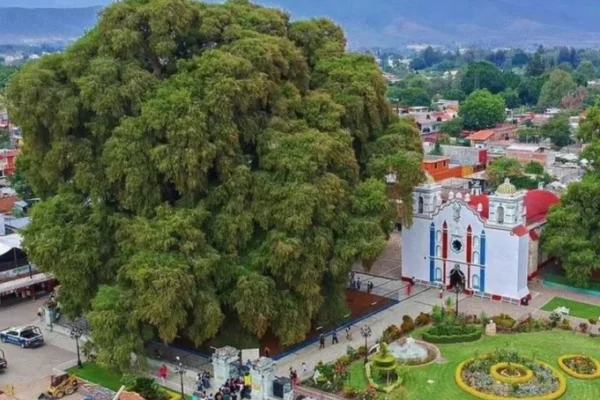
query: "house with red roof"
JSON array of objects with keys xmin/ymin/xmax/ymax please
[{"xmin": 402, "ymin": 174, "xmax": 559, "ymax": 303}]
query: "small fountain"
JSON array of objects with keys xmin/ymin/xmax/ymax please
[{"xmin": 388, "ymin": 336, "xmax": 429, "ymax": 363}]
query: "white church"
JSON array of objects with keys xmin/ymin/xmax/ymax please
[{"xmin": 401, "ymin": 174, "xmax": 559, "ymax": 303}]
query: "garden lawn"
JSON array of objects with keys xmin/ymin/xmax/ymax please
[
  {"xmin": 402, "ymin": 331, "xmax": 600, "ymax": 400},
  {"xmin": 346, "ymin": 361, "xmax": 368, "ymax": 391},
  {"xmin": 67, "ymin": 362, "xmax": 122, "ymax": 392},
  {"xmin": 541, "ymin": 296, "xmax": 600, "ymax": 320}
]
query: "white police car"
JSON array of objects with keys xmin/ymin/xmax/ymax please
[{"xmin": 0, "ymin": 325, "xmax": 44, "ymax": 348}]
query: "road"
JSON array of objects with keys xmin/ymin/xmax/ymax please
[{"xmin": 0, "ymin": 299, "xmax": 82, "ymax": 399}]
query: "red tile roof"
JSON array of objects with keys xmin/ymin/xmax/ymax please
[
  {"xmin": 0, "ymin": 196, "xmax": 17, "ymax": 214},
  {"xmin": 512, "ymin": 225, "xmax": 529, "ymax": 237},
  {"xmin": 468, "ymin": 130, "xmax": 495, "ymax": 141}
]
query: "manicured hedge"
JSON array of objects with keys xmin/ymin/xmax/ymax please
[
  {"xmin": 455, "ymin": 358, "xmax": 567, "ymax": 400},
  {"xmin": 365, "ymin": 362, "xmax": 403, "ymax": 394},
  {"xmin": 490, "ymin": 362, "xmax": 533, "ymax": 384},
  {"xmin": 557, "ymin": 355, "xmax": 600, "ymax": 380},
  {"xmin": 422, "ymin": 327, "xmax": 482, "ymax": 343}
]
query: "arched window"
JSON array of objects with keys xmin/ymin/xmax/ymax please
[
  {"xmin": 472, "ymin": 251, "xmax": 479, "ymax": 263},
  {"xmin": 472, "ymin": 274, "xmax": 480, "ymax": 290},
  {"xmin": 435, "ymin": 268, "xmax": 442, "ymax": 281},
  {"xmin": 436, "ymin": 230, "xmax": 442, "ymax": 241},
  {"xmin": 418, "ymin": 196, "xmax": 424, "ymax": 213},
  {"xmin": 473, "ymin": 236, "xmax": 479, "ymax": 248},
  {"xmin": 497, "ymin": 205, "xmax": 505, "ymax": 224},
  {"xmin": 436, "ymin": 245, "xmax": 441, "ymax": 257}
]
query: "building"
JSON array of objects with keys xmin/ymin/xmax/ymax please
[
  {"xmin": 401, "ymin": 175, "xmax": 559, "ymax": 303},
  {"xmin": 505, "ymin": 144, "xmax": 552, "ymax": 167},
  {"xmin": 422, "ymin": 155, "xmax": 471, "ymax": 182},
  {"xmin": 0, "ymin": 149, "xmax": 19, "ymax": 177},
  {"xmin": 468, "ymin": 130, "xmax": 495, "ymax": 148},
  {"xmin": 468, "ymin": 126, "xmax": 518, "ymax": 149}
]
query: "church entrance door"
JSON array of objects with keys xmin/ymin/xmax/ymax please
[{"xmin": 449, "ymin": 264, "xmax": 465, "ymax": 289}]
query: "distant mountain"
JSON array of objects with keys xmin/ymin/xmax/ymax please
[
  {"xmin": 4, "ymin": 0, "xmax": 600, "ymax": 47},
  {"xmin": 0, "ymin": 7, "xmax": 100, "ymax": 44}
]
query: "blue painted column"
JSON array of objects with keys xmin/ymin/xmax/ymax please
[
  {"xmin": 429, "ymin": 223, "xmax": 435, "ymax": 282},
  {"xmin": 479, "ymin": 230, "xmax": 486, "ymax": 292}
]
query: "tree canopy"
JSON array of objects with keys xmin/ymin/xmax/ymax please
[
  {"xmin": 8, "ymin": 0, "xmax": 423, "ymax": 371},
  {"xmin": 460, "ymin": 61, "xmax": 506, "ymax": 95},
  {"xmin": 459, "ymin": 89, "xmax": 506, "ymax": 130},
  {"xmin": 538, "ymin": 69, "xmax": 577, "ymax": 109}
]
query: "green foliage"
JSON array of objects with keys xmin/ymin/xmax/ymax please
[
  {"xmin": 579, "ymin": 97, "xmax": 600, "ymax": 142},
  {"xmin": 440, "ymin": 117, "xmax": 463, "ymax": 138},
  {"xmin": 9, "ymin": 160, "xmax": 35, "ymax": 200},
  {"xmin": 526, "ymin": 51, "xmax": 546, "ymax": 77},
  {"xmin": 501, "ymin": 88, "xmax": 521, "ymax": 109},
  {"xmin": 486, "ymin": 158, "xmax": 522, "ymax": 187},
  {"xmin": 0, "ymin": 65, "xmax": 18, "ymax": 92},
  {"xmin": 429, "ymin": 139, "xmax": 443, "ymax": 156},
  {"xmin": 397, "ymin": 87, "xmax": 430, "ymax": 107},
  {"xmin": 415, "ymin": 312, "xmax": 432, "ymax": 327},
  {"xmin": 538, "ymin": 69, "xmax": 577, "ymax": 109},
  {"xmin": 381, "ymin": 324, "xmax": 402, "ymax": 343},
  {"xmin": 541, "ymin": 114, "xmax": 573, "ymax": 148},
  {"xmin": 441, "ymin": 88, "xmax": 466, "ymax": 101},
  {"xmin": 459, "ymin": 89, "xmax": 506, "ymax": 130},
  {"xmin": 517, "ymin": 127, "xmax": 542, "ymax": 144},
  {"xmin": 460, "ymin": 61, "xmax": 506, "ymax": 95},
  {"xmin": 400, "ymin": 315, "xmax": 414, "ymax": 333},
  {"xmin": 122, "ymin": 375, "xmax": 163, "ymax": 400},
  {"xmin": 422, "ymin": 325, "xmax": 481, "ymax": 343},
  {"xmin": 9, "ymin": 0, "xmax": 423, "ymax": 371},
  {"xmin": 524, "ymin": 161, "xmax": 545, "ymax": 175}
]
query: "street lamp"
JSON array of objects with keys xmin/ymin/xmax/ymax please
[
  {"xmin": 359, "ymin": 326, "xmax": 372, "ymax": 365},
  {"xmin": 174, "ymin": 356, "xmax": 187, "ymax": 399},
  {"xmin": 454, "ymin": 283, "xmax": 462, "ymax": 316},
  {"xmin": 69, "ymin": 318, "xmax": 86, "ymax": 368}
]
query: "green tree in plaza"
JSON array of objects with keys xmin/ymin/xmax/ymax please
[
  {"xmin": 8, "ymin": 0, "xmax": 423, "ymax": 371},
  {"xmin": 524, "ymin": 161, "xmax": 544, "ymax": 175},
  {"xmin": 538, "ymin": 69, "xmax": 577, "ymax": 109},
  {"xmin": 460, "ymin": 61, "xmax": 506, "ymax": 95},
  {"xmin": 459, "ymin": 89, "xmax": 506, "ymax": 130}
]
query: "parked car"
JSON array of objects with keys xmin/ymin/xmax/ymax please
[
  {"xmin": 0, "ymin": 326, "xmax": 44, "ymax": 348},
  {"xmin": 0, "ymin": 349, "xmax": 6, "ymax": 370}
]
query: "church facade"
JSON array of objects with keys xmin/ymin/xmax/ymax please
[{"xmin": 401, "ymin": 176, "xmax": 559, "ymax": 302}]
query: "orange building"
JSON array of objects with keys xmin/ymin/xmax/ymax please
[{"xmin": 422, "ymin": 156, "xmax": 465, "ymax": 181}]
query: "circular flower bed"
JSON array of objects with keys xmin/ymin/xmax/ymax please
[
  {"xmin": 490, "ymin": 363, "xmax": 534, "ymax": 384},
  {"xmin": 557, "ymin": 355, "xmax": 600, "ymax": 380},
  {"xmin": 455, "ymin": 348, "xmax": 567, "ymax": 399}
]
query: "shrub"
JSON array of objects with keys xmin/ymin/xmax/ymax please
[
  {"xmin": 400, "ymin": 315, "xmax": 414, "ymax": 333},
  {"xmin": 122, "ymin": 375, "xmax": 162, "ymax": 400},
  {"xmin": 342, "ymin": 386, "xmax": 357, "ymax": 398},
  {"xmin": 336, "ymin": 355, "xmax": 351, "ymax": 366},
  {"xmin": 560, "ymin": 318, "xmax": 571, "ymax": 330},
  {"xmin": 589, "ymin": 318, "xmax": 598, "ymax": 325},
  {"xmin": 381, "ymin": 324, "xmax": 402, "ymax": 343},
  {"xmin": 431, "ymin": 305, "xmax": 444, "ymax": 325},
  {"xmin": 346, "ymin": 345, "xmax": 358, "ymax": 361},
  {"xmin": 357, "ymin": 345, "xmax": 368, "ymax": 357},
  {"xmin": 549, "ymin": 311, "xmax": 562, "ymax": 327},
  {"xmin": 479, "ymin": 311, "xmax": 489, "ymax": 328},
  {"xmin": 491, "ymin": 313, "xmax": 516, "ymax": 331},
  {"xmin": 415, "ymin": 312, "xmax": 432, "ymax": 327},
  {"xmin": 422, "ymin": 326, "xmax": 481, "ymax": 343},
  {"xmin": 579, "ymin": 322, "xmax": 589, "ymax": 333}
]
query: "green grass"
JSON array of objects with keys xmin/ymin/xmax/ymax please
[
  {"xmin": 346, "ymin": 361, "xmax": 368, "ymax": 391},
  {"xmin": 541, "ymin": 297, "xmax": 600, "ymax": 320},
  {"xmin": 67, "ymin": 362, "xmax": 123, "ymax": 392},
  {"xmin": 401, "ymin": 331, "xmax": 600, "ymax": 400},
  {"xmin": 67, "ymin": 362, "xmax": 192, "ymax": 399}
]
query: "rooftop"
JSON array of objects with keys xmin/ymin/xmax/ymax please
[{"xmin": 468, "ymin": 130, "xmax": 495, "ymax": 141}]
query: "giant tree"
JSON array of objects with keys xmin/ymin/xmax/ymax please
[
  {"xmin": 8, "ymin": 0, "xmax": 423, "ymax": 371},
  {"xmin": 538, "ymin": 69, "xmax": 577, "ymax": 109},
  {"xmin": 460, "ymin": 61, "xmax": 506, "ymax": 95},
  {"xmin": 459, "ymin": 89, "xmax": 506, "ymax": 130}
]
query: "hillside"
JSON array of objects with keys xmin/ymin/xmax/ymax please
[
  {"xmin": 4, "ymin": 0, "xmax": 600, "ymax": 47},
  {"xmin": 0, "ymin": 7, "xmax": 100, "ymax": 44}
]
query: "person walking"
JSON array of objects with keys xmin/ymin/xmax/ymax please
[
  {"xmin": 318, "ymin": 333, "xmax": 325, "ymax": 349},
  {"xmin": 356, "ymin": 277, "xmax": 362, "ymax": 290},
  {"xmin": 345, "ymin": 326, "xmax": 353, "ymax": 341},
  {"xmin": 158, "ymin": 364, "xmax": 168, "ymax": 385},
  {"xmin": 332, "ymin": 329, "xmax": 339, "ymax": 345}
]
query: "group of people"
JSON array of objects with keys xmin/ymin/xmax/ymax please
[
  {"xmin": 193, "ymin": 373, "xmax": 251, "ymax": 400},
  {"xmin": 318, "ymin": 326, "xmax": 352, "ymax": 350},
  {"xmin": 196, "ymin": 371, "xmax": 212, "ymax": 390},
  {"xmin": 348, "ymin": 271, "xmax": 374, "ymax": 293}
]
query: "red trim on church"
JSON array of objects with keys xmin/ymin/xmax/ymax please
[
  {"xmin": 491, "ymin": 294, "xmax": 502, "ymax": 301},
  {"xmin": 466, "ymin": 225, "xmax": 472, "ymax": 289}
]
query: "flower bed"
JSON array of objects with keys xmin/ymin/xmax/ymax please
[
  {"xmin": 557, "ymin": 355, "xmax": 600, "ymax": 380},
  {"xmin": 455, "ymin": 348, "xmax": 567, "ymax": 399},
  {"xmin": 365, "ymin": 362, "xmax": 403, "ymax": 394},
  {"xmin": 490, "ymin": 363, "xmax": 534, "ymax": 384},
  {"xmin": 422, "ymin": 324, "xmax": 482, "ymax": 343}
]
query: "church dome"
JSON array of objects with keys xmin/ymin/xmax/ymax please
[{"xmin": 496, "ymin": 178, "xmax": 517, "ymax": 195}]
